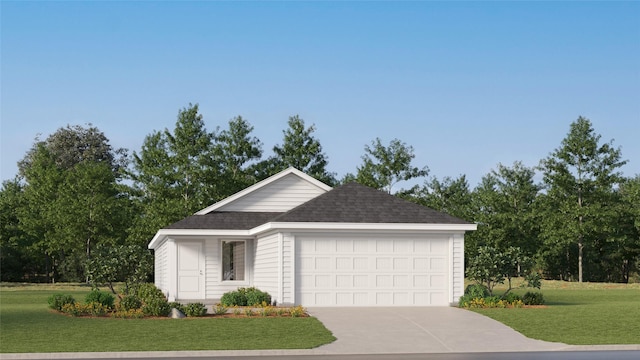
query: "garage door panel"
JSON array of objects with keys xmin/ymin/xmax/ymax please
[{"xmin": 296, "ymin": 236, "xmax": 450, "ymax": 306}]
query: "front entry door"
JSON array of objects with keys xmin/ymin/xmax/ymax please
[{"xmin": 177, "ymin": 242, "xmax": 204, "ymax": 300}]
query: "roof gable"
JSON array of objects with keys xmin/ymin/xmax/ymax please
[{"xmin": 195, "ymin": 167, "xmax": 332, "ymax": 214}]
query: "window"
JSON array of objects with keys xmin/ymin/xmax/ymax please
[{"xmin": 222, "ymin": 240, "xmax": 245, "ymax": 281}]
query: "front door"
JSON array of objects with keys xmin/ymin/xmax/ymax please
[{"xmin": 177, "ymin": 242, "xmax": 204, "ymax": 300}]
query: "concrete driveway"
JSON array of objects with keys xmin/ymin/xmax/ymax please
[{"xmin": 307, "ymin": 307, "xmax": 571, "ymax": 354}]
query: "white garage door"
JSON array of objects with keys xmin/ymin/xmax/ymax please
[{"xmin": 295, "ymin": 235, "xmax": 450, "ymax": 306}]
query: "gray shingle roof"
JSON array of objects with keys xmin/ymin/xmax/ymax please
[
  {"xmin": 273, "ymin": 182, "xmax": 470, "ymax": 224},
  {"xmin": 165, "ymin": 212, "xmax": 283, "ymax": 230},
  {"xmin": 164, "ymin": 182, "xmax": 470, "ymax": 230}
]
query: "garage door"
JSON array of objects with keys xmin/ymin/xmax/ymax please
[{"xmin": 295, "ymin": 235, "xmax": 450, "ymax": 306}]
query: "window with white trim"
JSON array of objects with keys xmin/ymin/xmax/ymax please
[{"xmin": 222, "ymin": 240, "xmax": 245, "ymax": 281}]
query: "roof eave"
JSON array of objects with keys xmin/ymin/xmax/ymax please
[
  {"xmin": 148, "ymin": 228, "xmax": 252, "ymax": 249},
  {"xmin": 250, "ymin": 222, "xmax": 477, "ymax": 235}
]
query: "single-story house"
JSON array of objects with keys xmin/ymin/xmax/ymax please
[{"xmin": 148, "ymin": 167, "xmax": 476, "ymax": 306}]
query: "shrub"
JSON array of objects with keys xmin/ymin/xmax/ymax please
[
  {"xmin": 85, "ymin": 290, "xmax": 115, "ymax": 309},
  {"xmin": 48, "ymin": 294, "xmax": 76, "ymax": 311},
  {"xmin": 110, "ymin": 309, "xmax": 144, "ymax": 319},
  {"xmin": 465, "ymin": 284, "xmax": 490, "ymax": 298},
  {"xmin": 245, "ymin": 287, "xmax": 271, "ymax": 306},
  {"xmin": 85, "ymin": 302, "xmax": 109, "ymax": 316},
  {"xmin": 220, "ymin": 287, "xmax": 271, "ymax": 307},
  {"xmin": 522, "ymin": 291, "xmax": 545, "ymax": 305},
  {"xmin": 259, "ymin": 306, "xmax": 276, "ymax": 317},
  {"xmin": 142, "ymin": 297, "xmax": 171, "ymax": 317},
  {"xmin": 221, "ymin": 289, "xmax": 247, "ymax": 306},
  {"xmin": 168, "ymin": 301, "xmax": 185, "ymax": 313},
  {"xmin": 502, "ymin": 292, "xmax": 522, "ymax": 303},
  {"xmin": 212, "ymin": 305, "xmax": 228, "ymax": 315},
  {"xmin": 184, "ymin": 303, "xmax": 207, "ymax": 317},
  {"xmin": 134, "ymin": 283, "xmax": 166, "ymax": 304},
  {"xmin": 289, "ymin": 305, "xmax": 306, "ymax": 317},
  {"xmin": 61, "ymin": 302, "xmax": 84, "ymax": 316},
  {"xmin": 119, "ymin": 295, "xmax": 142, "ymax": 311}
]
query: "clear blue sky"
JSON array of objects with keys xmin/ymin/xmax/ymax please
[{"xmin": 2, "ymin": 1, "xmax": 639, "ymax": 188}]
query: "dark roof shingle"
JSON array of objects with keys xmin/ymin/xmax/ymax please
[
  {"xmin": 165, "ymin": 212, "xmax": 283, "ymax": 230},
  {"xmin": 273, "ymin": 182, "xmax": 470, "ymax": 224},
  {"xmin": 164, "ymin": 182, "xmax": 471, "ymax": 230}
]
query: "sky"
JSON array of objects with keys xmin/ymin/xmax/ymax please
[{"xmin": 2, "ymin": 0, "xmax": 639, "ymax": 189}]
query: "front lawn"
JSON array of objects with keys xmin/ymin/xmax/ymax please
[
  {"xmin": 0, "ymin": 284, "xmax": 336, "ymax": 353},
  {"xmin": 471, "ymin": 280, "xmax": 640, "ymax": 345}
]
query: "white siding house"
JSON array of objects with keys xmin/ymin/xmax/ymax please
[{"xmin": 148, "ymin": 168, "xmax": 476, "ymax": 306}]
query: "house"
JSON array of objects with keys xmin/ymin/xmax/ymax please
[{"xmin": 148, "ymin": 168, "xmax": 476, "ymax": 307}]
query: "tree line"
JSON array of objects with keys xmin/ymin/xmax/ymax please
[{"xmin": 1, "ymin": 104, "xmax": 638, "ymax": 284}]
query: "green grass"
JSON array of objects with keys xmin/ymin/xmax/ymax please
[
  {"xmin": 0, "ymin": 284, "xmax": 336, "ymax": 353},
  {"xmin": 471, "ymin": 280, "xmax": 640, "ymax": 345}
]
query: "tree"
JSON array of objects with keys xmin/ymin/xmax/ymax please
[
  {"xmin": 471, "ymin": 162, "xmax": 541, "ymax": 259},
  {"xmin": 266, "ymin": 115, "xmax": 336, "ymax": 185},
  {"xmin": 538, "ymin": 117, "xmax": 627, "ymax": 282},
  {"xmin": 16, "ymin": 125, "xmax": 131, "ymax": 281},
  {"xmin": 129, "ymin": 104, "xmax": 218, "ymax": 245},
  {"xmin": 402, "ymin": 175, "xmax": 473, "ymax": 221},
  {"xmin": 0, "ymin": 178, "xmax": 45, "ymax": 281},
  {"xmin": 85, "ymin": 244, "xmax": 153, "ymax": 296},
  {"xmin": 213, "ymin": 116, "xmax": 263, "ymax": 196},
  {"xmin": 354, "ymin": 138, "xmax": 428, "ymax": 194},
  {"xmin": 609, "ymin": 176, "xmax": 640, "ymax": 282},
  {"xmin": 466, "ymin": 245, "xmax": 539, "ymax": 297}
]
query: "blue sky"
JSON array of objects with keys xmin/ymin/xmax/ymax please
[{"xmin": 2, "ymin": 1, "xmax": 639, "ymax": 188}]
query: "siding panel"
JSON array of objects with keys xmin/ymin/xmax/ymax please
[
  {"xmin": 218, "ymin": 174, "xmax": 326, "ymax": 212},
  {"xmin": 452, "ymin": 234, "xmax": 465, "ymax": 303},
  {"xmin": 154, "ymin": 241, "xmax": 169, "ymax": 295},
  {"xmin": 253, "ymin": 234, "xmax": 279, "ymax": 302}
]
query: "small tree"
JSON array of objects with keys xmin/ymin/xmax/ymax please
[
  {"xmin": 466, "ymin": 245, "xmax": 539, "ymax": 296},
  {"xmin": 85, "ymin": 244, "xmax": 153, "ymax": 296}
]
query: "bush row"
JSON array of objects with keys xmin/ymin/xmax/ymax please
[
  {"xmin": 220, "ymin": 287, "xmax": 271, "ymax": 307},
  {"xmin": 48, "ymin": 286, "xmax": 287, "ymax": 318},
  {"xmin": 47, "ymin": 285, "xmax": 207, "ymax": 318},
  {"xmin": 458, "ymin": 284, "xmax": 545, "ymax": 308}
]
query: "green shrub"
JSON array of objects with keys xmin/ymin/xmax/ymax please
[
  {"xmin": 48, "ymin": 294, "xmax": 76, "ymax": 311},
  {"xmin": 168, "ymin": 301, "xmax": 185, "ymax": 313},
  {"xmin": 465, "ymin": 284, "xmax": 490, "ymax": 298},
  {"xmin": 184, "ymin": 303, "xmax": 207, "ymax": 317},
  {"xmin": 221, "ymin": 287, "xmax": 271, "ymax": 306},
  {"xmin": 245, "ymin": 287, "xmax": 271, "ymax": 306},
  {"xmin": 133, "ymin": 283, "xmax": 166, "ymax": 304},
  {"xmin": 502, "ymin": 292, "xmax": 522, "ymax": 303},
  {"xmin": 85, "ymin": 290, "xmax": 115, "ymax": 309},
  {"xmin": 119, "ymin": 295, "xmax": 142, "ymax": 311},
  {"xmin": 458, "ymin": 294, "xmax": 473, "ymax": 307},
  {"xmin": 221, "ymin": 289, "xmax": 247, "ymax": 306},
  {"xmin": 522, "ymin": 291, "xmax": 545, "ymax": 305},
  {"xmin": 142, "ymin": 297, "xmax": 171, "ymax": 317}
]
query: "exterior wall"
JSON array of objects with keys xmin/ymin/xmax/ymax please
[
  {"xmin": 451, "ymin": 233, "xmax": 465, "ymax": 304},
  {"xmin": 282, "ymin": 233, "xmax": 295, "ymax": 305},
  {"xmin": 217, "ymin": 174, "xmax": 326, "ymax": 212},
  {"xmin": 253, "ymin": 233, "xmax": 280, "ymax": 303},
  {"xmin": 205, "ymin": 237, "xmax": 254, "ymax": 300},
  {"xmin": 153, "ymin": 239, "xmax": 169, "ymax": 296}
]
